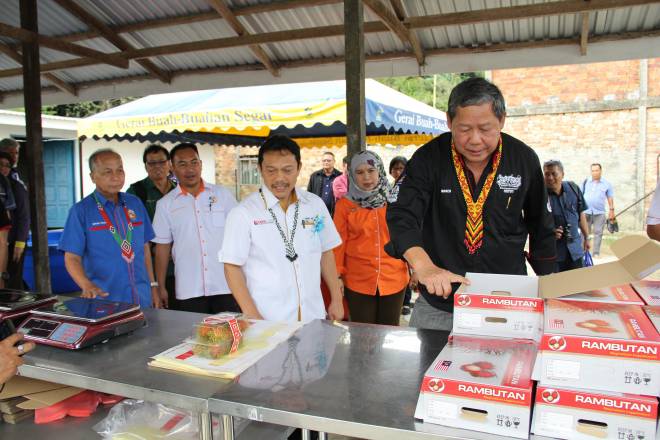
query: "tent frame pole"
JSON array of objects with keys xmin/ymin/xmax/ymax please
[
  {"xmin": 344, "ymin": 0, "xmax": 366, "ymax": 157},
  {"xmin": 21, "ymin": 0, "xmax": 52, "ymax": 293}
]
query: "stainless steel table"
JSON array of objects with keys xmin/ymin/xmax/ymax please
[
  {"xmin": 0, "ymin": 402, "xmax": 295, "ymax": 440},
  {"xmin": 207, "ymin": 319, "xmax": 473, "ymax": 440},
  {"xmin": 16, "ymin": 308, "xmax": 233, "ymax": 440}
]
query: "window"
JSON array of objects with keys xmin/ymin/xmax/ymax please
[{"xmin": 239, "ymin": 156, "xmax": 260, "ymax": 185}]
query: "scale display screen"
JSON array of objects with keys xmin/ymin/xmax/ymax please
[{"xmin": 32, "ymin": 297, "xmax": 139, "ymax": 323}]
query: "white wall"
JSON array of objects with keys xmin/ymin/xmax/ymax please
[{"xmin": 80, "ymin": 140, "xmax": 217, "ymax": 197}]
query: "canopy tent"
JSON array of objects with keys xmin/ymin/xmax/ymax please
[{"xmin": 77, "ymin": 79, "xmax": 448, "ymax": 148}]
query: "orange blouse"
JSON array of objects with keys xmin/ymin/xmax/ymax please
[{"xmin": 333, "ymin": 198, "xmax": 409, "ymax": 296}]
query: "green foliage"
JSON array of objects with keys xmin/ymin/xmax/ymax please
[
  {"xmin": 376, "ymin": 72, "xmax": 484, "ymax": 111},
  {"xmin": 41, "ymin": 97, "xmax": 138, "ymax": 118}
]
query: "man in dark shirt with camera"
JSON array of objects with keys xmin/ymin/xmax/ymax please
[
  {"xmin": 543, "ymin": 160, "xmax": 590, "ymax": 272},
  {"xmin": 386, "ymin": 77, "xmax": 556, "ymax": 331}
]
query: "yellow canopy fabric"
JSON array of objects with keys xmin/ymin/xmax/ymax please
[
  {"xmin": 77, "ymin": 101, "xmax": 346, "ymax": 139},
  {"xmin": 77, "ymin": 80, "xmax": 448, "ymax": 147}
]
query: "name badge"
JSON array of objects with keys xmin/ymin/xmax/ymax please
[
  {"xmin": 302, "ymin": 218, "xmax": 315, "ymax": 229},
  {"xmin": 253, "ymin": 219, "xmax": 273, "ymax": 226}
]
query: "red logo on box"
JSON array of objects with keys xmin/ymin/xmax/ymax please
[
  {"xmin": 541, "ymin": 389, "xmax": 560, "ymax": 404},
  {"xmin": 456, "ymin": 294, "xmax": 471, "ymax": 306},
  {"xmin": 428, "ymin": 378, "xmax": 445, "ymax": 393},
  {"xmin": 548, "ymin": 336, "xmax": 567, "ymax": 351}
]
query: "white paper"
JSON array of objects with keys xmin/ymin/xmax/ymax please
[
  {"xmin": 150, "ymin": 320, "xmax": 303, "ymax": 378},
  {"xmin": 456, "ymin": 313, "xmax": 482, "ymax": 328},
  {"xmin": 427, "ymin": 399, "xmax": 458, "ymax": 420},
  {"xmin": 537, "ymin": 411, "xmax": 573, "ymax": 435},
  {"xmin": 546, "ymin": 359, "xmax": 581, "ymax": 380}
]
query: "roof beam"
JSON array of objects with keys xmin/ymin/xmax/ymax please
[
  {"xmin": 406, "ymin": 0, "xmax": 658, "ymax": 29},
  {"xmin": 3, "ymin": 28, "xmax": 660, "ymax": 100},
  {"xmin": 363, "ymin": 0, "xmax": 424, "ymax": 65},
  {"xmin": 58, "ymin": 0, "xmax": 342, "ymax": 44},
  {"xmin": 234, "ymin": 0, "xmax": 340, "ymax": 15},
  {"xmin": 580, "ymin": 12, "xmax": 590, "ymax": 55},
  {"xmin": 205, "ymin": 0, "xmax": 279, "ymax": 76},
  {"xmin": 47, "ymin": 0, "xmax": 655, "ymax": 48},
  {"xmin": 0, "ymin": 0, "xmax": 656, "ymax": 79},
  {"xmin": 53, "ymin": 0, "xmax": 171, "ymax": 83},
  {"xmin": 0, "ymin": 42, "xmax": 77, "ymax": 96},
  {"xmin": 0, "ymin": 22, "xmax": 128, "ymax": 69}
]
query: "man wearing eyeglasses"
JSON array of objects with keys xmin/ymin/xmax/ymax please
[
  {"xmin": 128, "ymin": 144, "xmax": 176, "ymax": 220},
  {"xmin": 128, "ymin": 144, "xmax": 177, "ymax": 307},
  {"xmin": 152, "ymin": 143, "xmax": 239, "ymax": 314}
]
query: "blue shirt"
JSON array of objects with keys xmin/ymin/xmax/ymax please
[
  {"xmin": 548, "ymin": 182, "xmax": 588, "ymax": 262},
  {"xmin": 583, "ymin": 178, "xmax": 613, "ymax": 215},
  {"xmin": 321, "ymin": 175, "xmax": 334, "ymax": 211},
  {"xmin": 59, "ymin": 190, "xmax": 155, "ymax": 307}
]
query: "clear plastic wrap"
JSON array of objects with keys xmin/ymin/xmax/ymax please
[
  {"xmin": 191, "ymin": 315, "xmax": 250, "ymax": 359},
  {"xmin": 93, "ymin": 399, "xmax": 200, "ymax": 439}
]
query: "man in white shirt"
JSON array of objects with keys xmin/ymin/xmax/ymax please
[
  {"xmin": 153, "ymin": 143, "xmax": 239, "ymax": 313},
  {"xmin": 220, "ymin": 135, "xmax": 344, "ymax": 322}
]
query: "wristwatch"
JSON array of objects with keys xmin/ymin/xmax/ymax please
[{"xmin": 150, "ymin": 281, "xmax": 159, "ymax": 288}]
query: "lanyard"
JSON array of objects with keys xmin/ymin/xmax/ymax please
[{"xmin": 92, "ymin": 193, "xmax": 135, "ymax": 263}]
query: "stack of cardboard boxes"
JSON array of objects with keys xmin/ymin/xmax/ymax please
[
  {"xmin": 0, "ymin": 376, "xmax": 84, "ymax": 424},
  {"xmin": 415, "ymin": 236, "xmax": 660, "ymax": 439},
  {"xmin": 534, "ymin": 299, "xmax": 659, "ymax": 439}
]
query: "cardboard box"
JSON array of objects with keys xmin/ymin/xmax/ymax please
[
  {"xmin": 414, "ymin": 335, "xmax": 536, "ymax": 439},
  {"xmin": 532, "ymin": 385, "xmax": 658, "ymax": 440},
  {"xmin": 454, "ymin": 273, "xmax": 544, "ymax": 341},
  {"xmin": 527, "ymin": 235, "xmax": 658, "ymax": 300},
  {"xmin": 539, "ymin": 299, "xmax": 660, "ymax": 395},
  {"xmin": 561, "ymin": 284, "xmax": 644, "ymax": 305},
  {"xmin": 644, "ymin": 306, "xmax": 660, "ymax": 333},
  {"xmin": 0, "ymin": 377, "xmax": 67, "ymax": 400},
  {"xmin": 633, "ymin": 280, "xmax": 660, "ymax": 306}
]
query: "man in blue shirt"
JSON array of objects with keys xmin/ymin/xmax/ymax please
[
  {"xmin": 59, "ymin": 149, "xmax": 159, "ymax": 308},
  {"xmin": 544, "ymin": 160, "xmax": 590, "ymax": 272},
  {"xmin": 582, "ymin": 163, "xmax": 615, "ymax": 257}
]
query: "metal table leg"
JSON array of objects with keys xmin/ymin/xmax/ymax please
[
  {"xmin": 318, "ymin": 432, "xmax": 328, "ymax": 440},
  {"xmin": 301, "ymin": 428, "xmax": 312, "ymax": 440},
  {"xmin": 222, "ymin": 414, "xmax": 235, "ymax": 440},
  {"xmin": 200, "ymin": 411, "xmax": 214, "ymax": 440}
]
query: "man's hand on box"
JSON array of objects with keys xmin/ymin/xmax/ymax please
[{"xmin": 415, "ymin": 264, "xmax": 469, "ymax": 299}]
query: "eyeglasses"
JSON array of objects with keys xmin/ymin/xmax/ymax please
[{"xmin": 146, "ymin": 159, "xmax": 168, "ymax": 167}]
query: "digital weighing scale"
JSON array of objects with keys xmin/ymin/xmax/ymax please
[
  {"xmin": 0, "ymin": 289, "xmax": 56, "ymax": 323},
  {"xmin": 18, "ymin": 297, "xmax": 145, "ymax": 349}
]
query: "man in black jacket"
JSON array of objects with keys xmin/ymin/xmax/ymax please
[
  {"xmin": 386, "ymin": 78, "xmax": 556, "ymax": 331},
  {"xmin": 307, "ymin": 152, "xmax": 341, "ymax": 215},
  {"xmin": 0, "ymin": 152, "xmax": 25, "ymax": 289}
]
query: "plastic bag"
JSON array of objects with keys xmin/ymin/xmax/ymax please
[
  {"xmin": 93, "ymin": 399, "xmax": 200, "ymax": 439},
  {"xmin": 584, "ymin": 250, "xmax": 594, "ymax": 267}
]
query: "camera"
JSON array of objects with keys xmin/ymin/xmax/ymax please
[{"xmin": 554, "ymin": 215, "xmax": 577, "ymax": 243}]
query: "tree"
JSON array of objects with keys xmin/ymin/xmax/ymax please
[
  {"xmin": 376, "ymin": 72, "xmax": 484, "ymax": 111},
  {"xmin": 41, "ymin": 97, "xmax": 138, "ymax": 118}
]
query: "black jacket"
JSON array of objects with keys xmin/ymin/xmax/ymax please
[
  {"xmin": 307, "ymin": 168, "xmax": 342, "ymax": 213},
  {"xmin": 386, "ymin": 132, "xmax": 556, "ymax": 312},
  {"xmin": 8, "ymin": 177, "xmax": 29, "ymax": 244}
]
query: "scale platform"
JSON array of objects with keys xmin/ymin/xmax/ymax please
[
  {"xmin": 0, "ymin": 289, "xmax": 56, "ymax": 322},
  {"xmin": 18, "ymin": 297, "xmax": 145, "ymax": 350}
]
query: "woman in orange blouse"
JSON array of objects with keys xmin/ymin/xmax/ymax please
[{"xmin": 334, "ymin": 151, "xmax": 409, "ymax": 325}]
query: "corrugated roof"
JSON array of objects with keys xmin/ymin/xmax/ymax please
[{"xmin": 0, "ymin": 0, "xmax": 657, "ymax": 107}]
